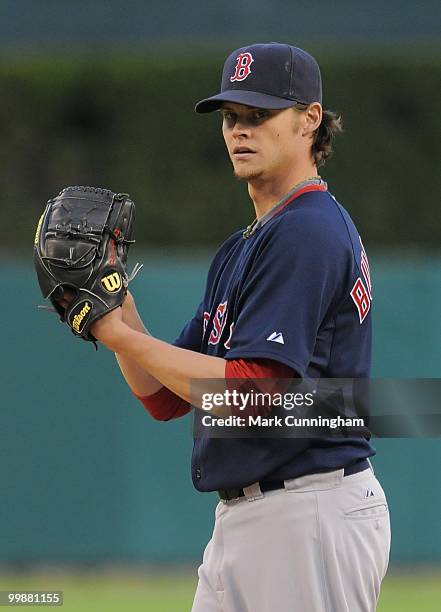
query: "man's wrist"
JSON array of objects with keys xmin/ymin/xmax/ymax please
[
  {"xmin": 108, "ymin": 322, "xmax": 135, "ymax": 353},
  {"xmin": 92, "ymin": 315, "xmax": 133, "ymax": 352}
]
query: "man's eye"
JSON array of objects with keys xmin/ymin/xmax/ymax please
[
  {"xmin": 223, "ymin": 111, "xmax": 235, "ymax": 122},
  {"xmin": 254, "ymin": 110, "xmax": 269, "ymax": 121}
]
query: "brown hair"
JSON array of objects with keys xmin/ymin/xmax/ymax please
[{"xmin": 294, "ymin": 105, "xmax": 343, "ymax": 167}]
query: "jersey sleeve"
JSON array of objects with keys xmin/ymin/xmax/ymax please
[
  {"xmin": 173, "ymin": 230, "xmax": 243, "ymax": 353},
  {"xmin": 173, "ymin": 301, "xmax": 204, "ymax": 352},
  {"xmin": 226, "ymin": 212, "xmax": 350, "ymax": 375}
]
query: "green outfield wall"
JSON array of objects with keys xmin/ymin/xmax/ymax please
[
  {"xmin": 1, "ymin": 53, "xmax": 440, "ymax": 252},
  {"xmin": 0, "ymin": 256, "xmax": 440, "ymax": 565}
]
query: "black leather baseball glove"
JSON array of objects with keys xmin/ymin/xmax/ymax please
[{"xmin": 34, "ymin": 185, "xmax": 141, "ymax": 344}]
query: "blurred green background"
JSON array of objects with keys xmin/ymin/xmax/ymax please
[{"xmin": 1, "ymin": 1, "xmax": 440, "ymax": 610}]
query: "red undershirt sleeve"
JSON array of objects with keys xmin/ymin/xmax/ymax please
[
  {"xmin": 135, "ymin": 358, "xmax": 296, "ymax": 420},
  {"xmin": 225, "ymin": 358, "xmax": 297, "ymax": 417},
  {"xmin": 134, "ymin": 386, "xmax": 192, "ymax": 421},
  {"xmin": 225, "ymin": 358, "xmax": 296, "ymax": 380}
]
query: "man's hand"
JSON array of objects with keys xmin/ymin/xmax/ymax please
[
  {"xmin": 33, "ymin": 186, "xmax": 137, "ymax": 343},
  {"xmin": 121, "ymin": 291, "xmax": 146, "ymax": 331},
  {"xmin": 56, "ymin": 290, "xmax": 139, "ymax": 352},
  {"xmin": 122, "ymin": 290, "xmax": 135, "ymax": 317},
  {"xmin": 91, "ymin": 307, "xmax": 132, "ymax": 352}
]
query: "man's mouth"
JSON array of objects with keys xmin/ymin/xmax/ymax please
[{"xmin": 232, "ymin": 146, "xmax": 256, "ymax": 158}]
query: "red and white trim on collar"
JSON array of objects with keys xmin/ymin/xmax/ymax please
[{"xmin": 277, "ymin": 182, "xmax": 328, "ymax": 215}]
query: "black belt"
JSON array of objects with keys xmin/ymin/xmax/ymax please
[{"xmin": 217, "ymin": 458, "xmax": 370, "ymax": 501}]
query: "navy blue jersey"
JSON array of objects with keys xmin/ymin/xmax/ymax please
[{"xmin": 175, "ymin": 186, "xmax": 375, "ymax": 491}]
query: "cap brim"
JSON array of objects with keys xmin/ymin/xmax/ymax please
[{"xmin": 194, "ymin": 90, "xmax": 297, "ymax": 113}]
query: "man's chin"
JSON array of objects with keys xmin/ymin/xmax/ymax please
[{"xmin": 233, "ymin": 168, "xmax": 263, "ymax": 182}]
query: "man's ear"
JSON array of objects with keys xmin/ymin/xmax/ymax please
[{"xmin": 302, "ymin": 103, "xmax": 322, "ymax": 137}]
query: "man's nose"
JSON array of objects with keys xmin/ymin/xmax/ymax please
[{"xmin": 232, "ymin": 118, "xmax": 251, "ymax": 137}]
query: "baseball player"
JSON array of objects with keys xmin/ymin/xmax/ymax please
[{"xmin": 91, "ymin": 43, "xmax": 391, "ymax": 612}]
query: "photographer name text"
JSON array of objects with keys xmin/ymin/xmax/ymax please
[{"xmin": 201, "ymin": 415, "xmax": 365, "ymax": 429}]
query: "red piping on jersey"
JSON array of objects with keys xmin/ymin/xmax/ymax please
[{"xmin": 277, "ymin": 183, "xmax": 327, "ymax": 216}]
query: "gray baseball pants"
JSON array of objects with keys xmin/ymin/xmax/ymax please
[{"xmin": 191, "ymin": 466, "xmax": 390, "ymax": 612}]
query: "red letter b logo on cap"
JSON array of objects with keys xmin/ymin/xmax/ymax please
[{"xmin": 230, "ymin": 52, "xmax": 254, "ymax": 82}]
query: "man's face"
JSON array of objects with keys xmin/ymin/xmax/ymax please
[{"xmin": 221, "ymin": 102, "xmax": 305, "ymax": 182}]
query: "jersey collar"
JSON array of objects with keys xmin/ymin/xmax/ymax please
[{"xmin": 242, "ymin": 177, "xmax": 327, "ymax": 239}]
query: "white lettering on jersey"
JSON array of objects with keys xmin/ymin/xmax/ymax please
[
  {"xmin": 208, "ymin": 301, "xmax": 228, "ymax": 345},
  {"xmin": 202, "ymin": 311, "xmax": 210, "ymax": 338},
  {"xmin": 224, "ymin": 323, "xmax": 234, "ymax": 350}
]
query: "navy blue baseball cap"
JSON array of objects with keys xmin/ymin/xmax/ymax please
[{"xmin": 195, "ymin": 42, "xmax": 322, "ymax": 113}]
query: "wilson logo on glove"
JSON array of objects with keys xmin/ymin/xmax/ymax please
[
  {"xmin": 70, "ymin": 301, "xmax": 92, "ymax": 334},
  {"xmin": 34, "ymin": 214, "xmax": 44, "ymax": 245},
  {"xmin": 101, "ymin": 272, "xmax": 122, "ymax": 293}
]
